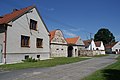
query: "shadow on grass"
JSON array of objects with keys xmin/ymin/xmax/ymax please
[{"xmin": 102, "ymin": 69, "xmax": 120, "ymax": 80}]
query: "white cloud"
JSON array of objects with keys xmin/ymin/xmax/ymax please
[
  {"xmin": 46, "ymin": 8, "xmax": 55, "ymax": 11},
  {"xmin": 63, "ymin": 30, "xmax": 77, "ymax": 37},
  {"xmin": 69, "ymin": 28, "xmax": 80, "ymax": 32},
  {"xmin": 69, "ymin": 28, "xmax": 85, "ymax": 32}
]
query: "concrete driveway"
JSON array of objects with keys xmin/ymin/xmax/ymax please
[{"xmin": 0, "ymin": 54, "xmax": 118, "ymax": 80}]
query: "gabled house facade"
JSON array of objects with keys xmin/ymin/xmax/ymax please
[
  {"xmin": 83, "ymin": 40, "xmax": 96, "ymax": 50},
  {"xmin": 0, "ymin": 6, "xmax": 50, "ymax": 64},
  {"xmin": 83, "ymin": 40, "xmax": 105, "ymax": 55},
  {"xmin": 66, "ymin": 36, "xmax": 85, "ymax": 57},
  {"xmin": 105, "ymin": 41, "xmax": 120, "ymax": 54},
  {"xmin": 50, "ymin": 29, "xmax": 68, "ymax": 57},
  {"xmin": 83, "ymin": 40, "xmax": 105, "ymax": 51},
  {"xmin": 95, "ymin": 41, "xmax": 105, "ymax": 50}
]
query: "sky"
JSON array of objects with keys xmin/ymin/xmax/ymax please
[{"xmin": 0, "ymin": 0, "xmax": 120, "ymax": 41}]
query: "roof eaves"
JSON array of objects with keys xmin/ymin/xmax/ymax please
[
  {"xmin": 35, "ymin": 6, "xmax": 49, "ymax": 33},
  {"xmin": 10, "ymin": 6, "xmax": 35, "ymax": 23}
]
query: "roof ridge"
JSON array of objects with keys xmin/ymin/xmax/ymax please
[{"xmin": 0, "ymin": 5, "xmax": 34, "ymax": 24}]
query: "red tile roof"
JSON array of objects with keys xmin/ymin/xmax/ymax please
[
  {"xmin": 83, "ymin": 40, "xmax": 92, "ymax": 47},
  {"xmin": 105, "ymin": 42, "xmax": 118, "ymax": 49},
  {"xmin": 95, "ymin": 41, "xmax": 101, "ymax": 47},
  {"xmin": 66, "ymin": 36, "xmax": 79, "ymax": 44},
  {"xmin": 49, "ymin": 30, "xmax": 57, "ymax": 41},
  {"xmin": 0, "ymin": 6, "xmax": 34, "ymax": 24}
]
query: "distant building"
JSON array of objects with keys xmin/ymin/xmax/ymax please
[
  {"xmin": 50, "ymin": 29, "xmax": 68, "ymax": 57},
  {"xmin": 0, "ymin": 6, "xmax": 50, "ymax": 64},
  {"xmin": 66, "ymin": 36, "xmax": 85, "ymax": 57},
  {"xmin": 95, "ymin": 41, "xmax": 105, "ymax": 50},
  {"xmin": 50, "ymin": 29, "xmax": 85, "ymax": 57},
  {"xmin": 105, "ymin": 41, "xmax": 120, "ymax": 54},
  {"xmin": 83, "ymin": 40, "xmax": 105, "ymax": 51},
  {"xmin": 83, "ymin": 40, "xmax": 96, "ymax": 50}
]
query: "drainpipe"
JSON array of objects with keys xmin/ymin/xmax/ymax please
[
  {"xmin": 4, "ymin": 26, "xmax": 7, "ymax": 64},
  {"xmin": 2, "ymin": 24, "xmax": 12, "ymax": 64}
]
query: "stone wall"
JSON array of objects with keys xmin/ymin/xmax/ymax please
[{"xmin": 78, "ymin": 50, "xmax": 105, "ymax": 56}]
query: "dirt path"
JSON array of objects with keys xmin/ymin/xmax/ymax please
[{"xmin": 0, "ymin": 54, "xmax": 118, "ymax": 80}]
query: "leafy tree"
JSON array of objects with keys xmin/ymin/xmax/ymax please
[{"xmin": 94, "ymin": 28, "xmax": 115, "ymax": 44}]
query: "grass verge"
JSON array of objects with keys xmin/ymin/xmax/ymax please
[
  {"xmin": 0, "ymin": 57, "xmax": 90, "ymax": 71},
  {"xmin": 82, "ymin": 55, "xmax": 120, "ymax": 80}
]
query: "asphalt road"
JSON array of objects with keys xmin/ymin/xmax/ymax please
[{"xmin": 0, "ymin": 54, "xmax": 118, "ymax": 80}]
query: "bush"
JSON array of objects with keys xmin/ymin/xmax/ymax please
[{"xmin": 22, "ymin": 57, "xmax": 38, "ymax": 62}]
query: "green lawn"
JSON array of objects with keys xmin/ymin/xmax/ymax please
[
  {"xmin": 82, "ymin": 55, "xmax": 120, "ymax": 80},
  {"xmin": 0, "ymin": 57, "xmax": 90, "ymax": 71}
]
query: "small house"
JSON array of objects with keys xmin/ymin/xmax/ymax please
[
  {"xmin": 0, "ymin": 6, "xmax": 50, "ymax": 64},
  {"xmin": 50, "ymin": 29, "xmax": 68, "ymax": 57}
]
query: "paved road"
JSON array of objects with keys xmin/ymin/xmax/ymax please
[{"xmin": 0, "ymin": 54, "xmax": 118, "ymax": 80}]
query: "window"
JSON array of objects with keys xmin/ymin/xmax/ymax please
[
  {"xmin": 96, "ymin": 48, "xmax": 99, "ymax": 50},
  {"xmin": 36, "ymin": 38, "xmax": 43, "ymax": 48},
  {"xmin": 56, "ymin": 48, "xmax": 59, "ymax": 50},
  {"xmin": 21, "ymin": 35, "xmax": 30, "ymax": 47},
  {"xmin": 116, "ymin": 49, "xmax": 118, "ymax": 52},
  {"xmin": 30, "ymin": 19, "xmax": 37, "ymax": 30},
  {"xmin": 25, "ymin": 55, "xmax": 29, "ymax": 59},
  {"xmin": 37, "ymin": 55, "xmax": 40, "ymax": 58}
]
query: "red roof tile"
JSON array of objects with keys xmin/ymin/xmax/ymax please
[
  {"xmin": 95, "ymin": 41, "xmax": 101, "ymax": 47},
  {"xmin": 0, "ymin": 6, "xmax": 34, "ymax": 24},
  {"xmin": 49, "ymin": 30, "xmax": 57, "ymax": 41},
  {"xmin": 83, "ymin": 40, "xmax": 92, "ymax": 47},
  {"xmin": 66, "ymin": 36, "xmax": 79, "ymax": 44},
  {"xmin": 105, "ymin": 42, "xmax": 118, "ymax": 49}
]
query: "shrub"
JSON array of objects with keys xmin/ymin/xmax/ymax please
[{"xmin": 22, "ymin": 57, "xmax": 38, "ymax": 62}]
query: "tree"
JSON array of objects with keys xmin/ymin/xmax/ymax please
[{"xmin": 94, "ymin": 28, "xmax": 115, "ymax": 44}]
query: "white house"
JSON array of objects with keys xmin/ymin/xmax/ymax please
[
  {"xmin": 105, "ymin": 41, "xmax": 120, "ymax": 54},
  {"xmin": 83, "ymin": 40, "xmax": 105, "ymax": 55},
  {"xmin": 50, "ymin": 29, "xmax": 68, "ymax": 57},
  {"xmin": 83, "ymin": 40, "xmax": 96, "ymax": 50},
  {"xmin": 95, "ymin": 41, "xmax": 105, "ymax": 50},
  {"xmin": 66, "ymin": 36, "xmax": 85, "ymax": 57},
  {"xmin": 83, "ymin": 40, "xmax": 105, "ymax": 50},
  {"xmin": 0, "ymin": 6, "xmax": 50, "ymax": 64}
]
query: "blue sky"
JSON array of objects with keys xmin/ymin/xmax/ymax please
[{"xmin": 0, "ymin": 0, "xmax": 120, "ymax": 40}]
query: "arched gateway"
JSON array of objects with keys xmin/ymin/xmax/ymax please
[{"xmin": 68, "ymin": 46, "xmax": 73, "ymax": 57}]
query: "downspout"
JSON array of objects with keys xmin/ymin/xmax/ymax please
[
  {"xmin": 4, "ymin": 26, "xmax": 7, "ymax": 64},
  {"xmin": 49, "ymin": 34, "xmax": 51, "ymax": 58}
]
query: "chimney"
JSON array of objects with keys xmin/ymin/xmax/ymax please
[
  {"xmin": 0, "ymin": 16, "xmax": 3, "ymax": 18},
  {"xmin": 13, "ymin": 9, "xmax": 18, "ymax": 12}
]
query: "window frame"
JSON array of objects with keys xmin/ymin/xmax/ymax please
[
  {"xmin": 25, "ymin": 55, "xmax": 29, "ymax": 59},
  {"xmin": 37, "ymin": 55, "xmax": 40, "ymax": 58},
  {"xmin": 21, "ymin": 35, "xmax": 30, "ymax": 47},
  {"xmin": 36, "ymin": 38, "xmax": 43, "ymax": 48},
  {"xmin": 116, "ymin": 49, "xmax": 118, "ymax": 52},
  {"xmin": 30, "ymin": 19, "xmax": 37, "ymax": 31}
]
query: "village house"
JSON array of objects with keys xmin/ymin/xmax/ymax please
[
  {"xmin": 82, "ymin": 40, "xmax": 105, "ymax": 56},
  {"xmin": 83, "ymin": 40, "xmax": 105, "ymax": 51},
  {"xmin": 0, "ymin": 6, "xmax": 50, "ymax": 64},
  {"xmin": 66, "ymin": 36, "xmax": 85, "ymax": 57},
  {"xmin": 50, "ymin": 29, "xmax": 85, "ymax": 57},
  {"xmin": 50, "ymin": 29, "xmax": 68, "ymax": 57},
  {"xmin": 105, "ymin": 41, "xmax": 120, "ymax": 54},
  {"xmin": 95, "ymin": 41, "xmax": 105, "ymax": 50},
  {"xmin": 83, "ymin": 39, "xmax": 96, "ymax": 50}
]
